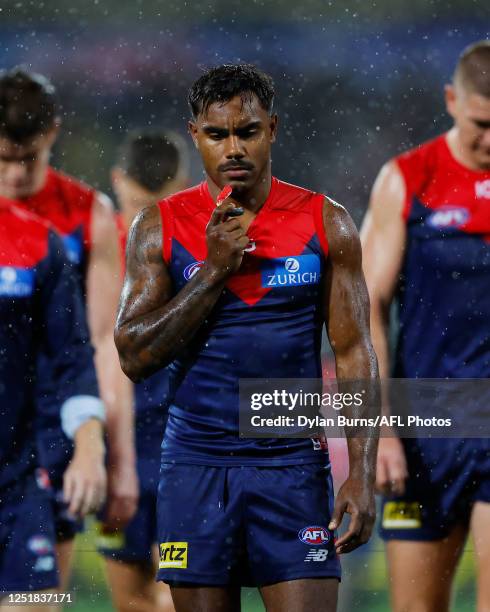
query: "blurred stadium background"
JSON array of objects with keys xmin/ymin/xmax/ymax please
[{"xmin": 1, "ymin": 0, "xmax": 487, "ymax": 609}]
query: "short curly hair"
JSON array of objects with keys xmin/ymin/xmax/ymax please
[
  {"xmin": 188, "ymin": 64, "xmax": 275, "ymax": 119},
  {"xmin": 0, "ymin": 68, "xmax": 58, "ymax": 143}
]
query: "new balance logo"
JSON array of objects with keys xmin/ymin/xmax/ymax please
[{"xmin": 304, "ymin": 548, "xmax": 329, "ymax": 562}]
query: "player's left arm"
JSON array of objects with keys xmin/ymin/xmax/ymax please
[
  {"xmin": 86, "ymin": 193, "xmax": 138, "ymax": 529},
  {"xmin": 321, "ymin": 197, "xmax": 379, "ymax": 555},
  {"xmin": 39, "ymin": 231, "xmax": 107, "ymax": 517}
]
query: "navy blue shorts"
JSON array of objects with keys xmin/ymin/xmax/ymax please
[
  {"xmin": 156, "ymin": 463, "xmax": 341, "ymax": 587},
  {"xmin": 380, "ymin": 438, "xmax": 490, "ymax": 541},
  {"xmin": 97, "ymin": 455, "xmax": 160, "ymax": 563},
  {"xmin": 0, "ymin": 473, "xmax": 58, "ymax": 592}
]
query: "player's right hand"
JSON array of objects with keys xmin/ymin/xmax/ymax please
[
  {"xmin": 63, "ymin": 438, "xmax": 107, "ymax": 518},
  {"xmin": 205, "ymin": 201, "xmax": 249, "ymax": 278},
  {"xmin": 376, "ymin": 436, "xmax": 408, "ymax": 496}
]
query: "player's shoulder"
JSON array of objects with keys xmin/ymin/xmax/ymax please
[
  {"xmin": 49, "ymin": 167, "xmax": 96, "ymax": 207},
  {"xmin": 271, "ymin": 177, "xmax": 322, "ymax": 213},
  {"xmin": 389, "ymin": 134, "xmax": 447, "ymax": 197},
  {"xmin": 158, "ymin": 183, "xmax": 205, "ymax": 218},
  {"xmin": 394, "ymin": 134, "xmax": 445, "ymax": 175}
]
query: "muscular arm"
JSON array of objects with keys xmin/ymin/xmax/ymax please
[
  {"xmin": 115, "ymin": 201, "xmax": 248, "ymax": 381},
  {"xmin": 360, "ymin": 161, "xmax": 406, "ymax": 378},
  {"xmin": 86, "ymin": 193, "xmax": 137, "ymax": 527},
  {"xmin": 322, "ymin": 198, "xmax": 379, "ymax": 554},
  {"xmin": 359, "ymin": 161, "xmax": 408, "ymax": 495}
]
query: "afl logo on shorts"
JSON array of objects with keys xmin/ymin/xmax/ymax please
[
  {"xmin": 298, "ymin": 526, "xmax": 330, "ymax": 545},
  {"xmin": 183, "ymin": 261, "xmax": 204, "ymax": 281},
  {"xmin": 28, "ymin": 536, "xmax": 54, "ymax": 555},
  {"xmin": 427, "ymin": 206, "xmax": 469, "ymax": 229}
]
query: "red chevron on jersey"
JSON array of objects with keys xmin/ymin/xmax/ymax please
[
  {"xmin": 0, "ymin": 167, "xmax": 96, "ymax": 254},
  {"xmin": 396, "ymin": 134, "xmax": 490, "ymax": 236},
  {"xmin": 158, "ymin": 178, "xmax": 327, "ymax": 306},
  {"xmin": 0, "ymin": 203, "xmax": 49, "ymax": 267}
]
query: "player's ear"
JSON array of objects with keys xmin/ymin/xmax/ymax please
[
  {"xmin": 188, "ymin": 120, "xmax": 199, "ymax": 149},
  {"xmin": 444, "ymin": 84, "xmax": 457, "ymax": 119},
  {"xmin": 269, "ymin": 114, "xmax": 278, "ymax": 143}
]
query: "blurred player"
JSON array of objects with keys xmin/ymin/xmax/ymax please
[
  {"xmin": 97, "ymin": 129, "xmax": 188, "ymax": 612},
  {"xmin": 361, "ymin": 41, "xmax": 490, "ymax": 611},
  {"xmin": 0, "ymin": 202, "xmax": 105, "ymax": 610},
  {"xmin": 115, "ymin": 64, "xmax": 379, "ymax": 612},
  {"xmin": 0, "ymin": 69, "xmax": 138, "ymax": 589}
]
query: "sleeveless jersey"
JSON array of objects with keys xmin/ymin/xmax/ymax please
[
  {"xmin": 0, "ymin": 203, "xmax": 98, "ymax": 489},
  {"xmin": 159, "ymin": 177, "xmax": 330, "ymax": 465},
  {"xmin": 116, "ymin": 213, "xmax": 169, "ymax": 456},
  {"xmin": 0, "ymin": 168, "xmax": 97, "ymax": 457},
  {"xmin": 394, "ymin": 134, "xmax": 490, "ymax": 378}
]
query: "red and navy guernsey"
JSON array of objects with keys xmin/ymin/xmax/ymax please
[
  {"xmin": 394, "ymin": 134, "xmax": 490, "ymax": 378},
  {"xmin": 159, "ymin": 177, "xmax": 331, "ymax": 465},
  {"xmin": 0, "ymin": 203, "xmax": 98, "ymax": 489}
]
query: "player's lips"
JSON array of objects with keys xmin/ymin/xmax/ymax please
[
  {"xmin": 220, "ymin": 162, "xmax": 254, "ymax": 179},
  {"xmin": 223, "ymin": 168, "xmax": 251, "ymax": 179}
]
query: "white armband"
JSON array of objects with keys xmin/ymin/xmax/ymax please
[{"xmin": 60, "ymin": 395, "xmax": 106, "ymax": 439}]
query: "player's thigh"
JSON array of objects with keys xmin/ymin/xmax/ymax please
[
  {"xmin": 0, "ymin": 590, "xmax": 57, "ymax": 612},
  {"xmin": 470, "ymin": 501, "xmax": 490, "ymax": 612},
  {"xmin": 260, "ymin": 577, "xmax": 338, "ymax": 612},
  {"xmin": 55, "ymin": 539, "xmax": 75, "ymax": 592},
  {"xmin": 170, "ymin": 586, "xmax": 240, "ymax": 612},
  {"xmin": 386, "ymin": 524, "xmax": 466, "ymax": 612},
  {"xmin": 104, "ymin": 557, "xmax": 158, "ymax": 612}
]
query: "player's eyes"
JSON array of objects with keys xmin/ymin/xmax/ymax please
[
  {"xmin": 208, "ymin": 132, "xmax": 226, "ymax": 141},
  {"xmin": 239, "ymin": 130, "xmax": 257, "ymax": 139}
]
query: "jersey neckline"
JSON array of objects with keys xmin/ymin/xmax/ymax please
[
  {"xmin": 441, "ymin": 133, "xmax": 490, "ymax": 178},
  {"xmin": 200, "ymin": 176, "xmax": 278, "ymax": 214}
]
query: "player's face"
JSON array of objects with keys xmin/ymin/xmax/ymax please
[
  {"xmin": 0, "ymin": 130, "xmax": 57, "ymax": 199},
  {"xmin": 446, "ymin": 85, "xmax": 490, "ymax": 170},
  {"xmin": 188, "ymin": 94, "xmax": 277, "ymax": 194}
]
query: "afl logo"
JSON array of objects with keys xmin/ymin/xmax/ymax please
[
  {"xmin": 427, "ymin": 206, "xmax": 469, "ymax": 229},
  {"xmin": 28, "ymin": 536, "xmax": 53, "ymax": 555},
  {"xmin": 298, "ymin": 526, "xmax": 330, "ymax": 546},
  {"xmin": 285, "ymin": 257, "xmax": 300, "ymax": 273},
  {"xmin": 183, "ymin": 261, "xmax": 204, "ymax": 281}
]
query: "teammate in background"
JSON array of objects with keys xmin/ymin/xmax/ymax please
[
  {"xmin": 115, "ymin": 64, "xmax": 379, "ymax": 612},
  {"xmin": 0, "ymin": 202, "xmax": 105, "ymax": 610},
  {"xmin": 0, "ymin": 69, "xmax": 138, "ymax": 588},
  {"xmin": 97, "ymin": 129, "xmax": 188, "ymax": 612},
  {"xmin": 361, "ymin": 41, "xmax": 490, "ymax": 612}
]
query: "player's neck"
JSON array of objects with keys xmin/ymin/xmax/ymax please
[{"xmin": 446, "ymin": 128, "xmax": 485, "ymax": 172}]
